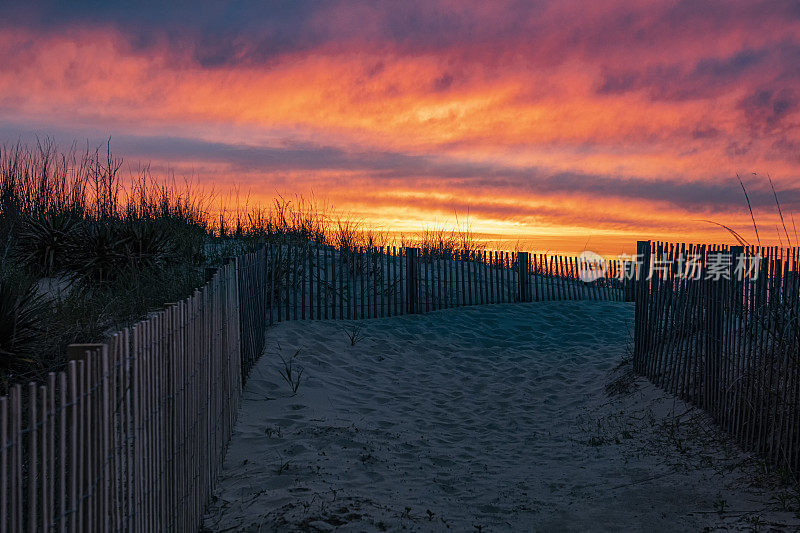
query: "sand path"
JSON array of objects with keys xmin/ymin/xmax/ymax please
[{"xmin": 203, "ymin": 302, "xmax": 799, "ymax": 531}]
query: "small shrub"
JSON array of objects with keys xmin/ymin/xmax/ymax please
[
  {"xmin": 279, "ymin": 350, "xmax": 303, "ymax": 394},
  {"xmin": 0, "ymin": 280, "xmax": 47, "ymax": 370},
  {"xmin": 119, "ymin": 220, "xmax": 181, "ymax": 271},
  {"xmin": 343, "ymin": 322, "xmax": 365, "ymax": 346},
  {"xmin": 15, "ymin": 212, "xmax": 79, "ymax": 276},
  {"xmin": 64, "ymin": 221, "xmax": 128, "ymax": 285}
]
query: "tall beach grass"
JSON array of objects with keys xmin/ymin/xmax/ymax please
[{"xmin": 0, "ymin": 139, "xmax": 483, "ymax": 390}]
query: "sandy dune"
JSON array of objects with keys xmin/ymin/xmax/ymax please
[{"xmin": 203, "ymin": 302, "xmax": 799, "ymax": 531}]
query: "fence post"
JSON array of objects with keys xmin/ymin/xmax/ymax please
[
  {"xmin": 633, "ymin": 240, "xmax": 651, "ymax": 372},
  {"xmin": 623, "ymin": 259, "xmax": 636, "ymax": 302},
  {"xmin": 704, "ymin": 248, "xmax": 724, "ymax": 412},
  {"xmin": 730, "ymin": 245, "xmax": 744, "ymax": 316},
  {"xmin": 406, "ymin": 247, "xmax": 419, "ymax": 314},
  {"xmin": 518, "ymin": 252, "xmax": 530, "ymax": 302},
  {"xmin": 726, "ymin": 245, "xmax": 744, "ymax": 425}
]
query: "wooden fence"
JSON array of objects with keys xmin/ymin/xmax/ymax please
[
  {"xmin": 236, "ymin": 246, "xmax": 269, "ymax": 381},
  {"xmin": 634, "ymin": 240, "xmax": 800, "ymax": 476},
  {"xmin": 0, "ymin": 241, "xmax": 630, "ymax": 531},
  {"xmin": 262, "ymin": 243, "xmax": 631, "ymax": 323},
  {"xmin": 0, "ymin": 246, "xmax": 272, "ymax": 532}
]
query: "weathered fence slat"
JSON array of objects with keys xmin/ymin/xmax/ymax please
[
  {"xmin": 634, "ymin": 239, "xmax": 800, "ymax": 478},
  {"xmin": 0, "ymin": 241, "xmax": 628, "ymax": 530}
]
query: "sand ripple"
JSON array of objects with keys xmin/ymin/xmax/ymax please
[{"xmin": 203, "ymin": 302, "xmax": 799, "ymax": 532}]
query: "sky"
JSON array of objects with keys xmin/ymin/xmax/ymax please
[{"xmin": 1, "ymin": 1, "xmax": 800, "ymax": 254}]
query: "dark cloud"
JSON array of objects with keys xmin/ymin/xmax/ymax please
[
  {"xmin": 596, "ymin": 45, "xmax": 787, "ymax": 102},
  {"xmin": 104, "ymin": 133, "xmax": 800, "ymax": 213},
  {"xmin": 3, "ymin": 116, "xmax": 797, "ymax": 216},
  {"xmin": 692, "ymin": 48, "xmax": 767, "ymax": 79},
  {"xmin": 726, "ymin": 141, "xmax": 752, "ymax": 158},
  {"xmin": 691, "ymin": 126, "xmax": 720, "ymax": 140},
  {"xmin": 4, "ymin": 0, "xmax": 798, "ymax": 74},
  {"xmin": 432, "ymin": 73, "xmax": 454, "ymax": 92},
  {"xmin": 3, "ymin": 1, "xmax": 333, "ymax": 66},
  {"xmin": 596, "ymin": 70, "xmax": 639, "ymax": 95},
  {"xmin": 739, "ymin": 88, "xmax": 799, "ymax": 132}
]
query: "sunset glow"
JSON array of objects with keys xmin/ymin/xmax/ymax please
[{"xmin": 3, "ymin": 1, "xmax": 800, "ymax": 253}]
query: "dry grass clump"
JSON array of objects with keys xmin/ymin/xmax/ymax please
[
  {"xmin": 412, "ymin": 220, "xmax": 484, "ymax": 259},
  {"xmin": 0, "ymin": 137, "xmax": 494, "ymax": 390},
  {"xmin": 0, "ymin": 139, "xmax": 208, "ymax": 389},
  {"xmin": 215, "ymin": 195, "xmax": 327, "ymax": 244}
]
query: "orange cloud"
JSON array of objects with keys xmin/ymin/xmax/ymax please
[{"xmin": 1, "ymin": 0, "xmax": 799, "ymax": 254}]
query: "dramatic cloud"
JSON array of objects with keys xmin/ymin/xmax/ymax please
[{"xmin": 1, "ymin": 0, "xmax": 799, "ymax": 252}]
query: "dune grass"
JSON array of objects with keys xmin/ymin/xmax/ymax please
[
  {"xmin": 0, "ymin": 138, "xmax": 483, "ymax": 391},
  {"xmin": 0, "ymin": 140, "xmax": 212, "ymax": 389}
]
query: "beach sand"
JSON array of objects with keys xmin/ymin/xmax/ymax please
[{"xmin": 202, "ymin": 301, "xmax": 799, "ymax": 531}]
